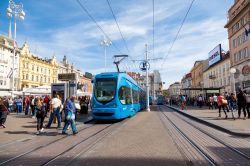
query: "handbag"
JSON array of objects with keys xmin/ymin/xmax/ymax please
[
  {"xmin": 66, "ymin": 111, "xmax": 75, "ymax": 120},
  {"xmin": 222, "ymin": 99, "xmax": 228, "ymax": 105}
]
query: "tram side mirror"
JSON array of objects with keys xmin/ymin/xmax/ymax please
[{"xmin": 91, "ymin": 79, "xmax": 94, "ymax": 84}]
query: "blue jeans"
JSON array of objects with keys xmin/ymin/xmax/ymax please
[
  {"xmin": 25, "ymin": 105, "xmax": 30, "ymax": 115},
  {"xmin": 62, "ymin": 113, "xmax": 77, "ymax": 134},
  {"xmin": 16, "ymin": 105, "xmax": 22, "ymax": 113},
  {"xmin": 47, "ymin": 108, "xmax": 61, "ymax": 128}
]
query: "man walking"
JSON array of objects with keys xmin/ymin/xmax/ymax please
[
  {"xmin": 62, "ymin": 95, "xmax": 78, "ymax": 135},
  {"xmin": 46, "ymin": 94, "xmax": 62, "ymax": 129}
]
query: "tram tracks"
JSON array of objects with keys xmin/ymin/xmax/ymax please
[
  {"xmin": 160, "ymin": 106, "xmax": 250, "ymax": 166},
  {"xmin": 0, "ymin": 122, "xmax": 96, "ymax": 165},
  {"xmin": 0, "ymin": 118, "xmax": 130, "ymax": 166}
]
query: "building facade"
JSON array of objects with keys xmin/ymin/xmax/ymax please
[
  {"xmin": 58, "ymin": 55, "xmax": 84, "ymax": 83},
  {"xmin": 225, "ymin": 0, "xmax": 250, "ymax": 91},
  {"xmin": 168, "ymin": 82, "xmax": 181, "ymax": 99},
  {"xmin": 203, "ymin": 52, "xmax": 231, "ymax": 94},
  {"xmin": 19, "ymin": 43, "xmax": 58, "ymax": 89},
  {"xmin": 181, "ymin": 73, "xmax": 192, "ymax": 97},
  {"xmin": 190, "ymin": 61, "xmax": 205, "ymax": 97},
  {"xmin": 0, "ymin": 35, "xmax": 20, "ymax": 91}
]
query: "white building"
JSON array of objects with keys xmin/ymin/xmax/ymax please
[
  {"xmin": 0, "ymin": 35, "xmax": 20, "ymax": 92},
  {"xmin": 168, "ymin": 82, "xmax": 181, "ymax": 99},
  {"xmin": 203, "ymin": 52, "xmax": 231, "ymax": 94}
]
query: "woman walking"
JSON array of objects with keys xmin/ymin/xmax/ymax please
[
  {"xmin": 35, "ymin": 98, "xmax": 46, "ymax": 134},
  {"xmin": 0, "ymin": 98, "xmax": 8, "ymax": 128},
  {"xmin": 228, "ymin": 93, "xmax": 237, "ymax": 120}
]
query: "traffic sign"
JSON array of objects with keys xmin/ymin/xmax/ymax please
[
  {"xmin": 139, "ymin": 61, "xmax": 150, "ymax": 72},
  {"xmin": 58, "ymin": 73, "xmax": 76, "ymax": 81}
]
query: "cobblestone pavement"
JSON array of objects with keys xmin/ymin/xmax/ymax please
[
  {"xmin": 0, "ymin": 112, "xmax": 92, "ymax": 146},
  {"xmin": 1, "ymin": 106, "xmax": 250, "ymax": 166},
  {"xmin": 70, "ymin": 107, "xmax": 206, "ymax": 166},
  {"xmin": 169, "ymin": 105, "xmax": 250, "ymax": 135}
]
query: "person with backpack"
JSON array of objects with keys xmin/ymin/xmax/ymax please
[{"xmin": 35, "ymin": 97, "xmax": 46, "ymax": 135}]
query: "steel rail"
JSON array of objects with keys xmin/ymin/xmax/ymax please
[
  {"xmin": 160, "ymin": 108, "xmax": 218, "ymax": 166},
  {"xmin": 167, "ymin": 106, "xmax": 250, "ymax": 161},
  {"xmin": 0, "ymin": 123, "xmax": 96, "ymax": 166}
]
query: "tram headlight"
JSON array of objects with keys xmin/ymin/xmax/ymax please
[{"xmin": 93, "ymin": 104, "xmax": 97, "ymax": 108}]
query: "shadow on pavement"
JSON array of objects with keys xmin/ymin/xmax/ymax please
[{"xmin": 4, "ymin": 131, "xmax": 33, "ymax": 135}]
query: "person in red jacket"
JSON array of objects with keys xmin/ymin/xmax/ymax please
[{"xmin": 0, "ymin": 97, "xmax": 9, "ymax": 128}]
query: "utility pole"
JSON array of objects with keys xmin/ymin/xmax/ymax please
[
  {"xmin": 135, "ymin": 44, "xmax": 162, "ymax": 112},
  {"xmin": 145, "ymin": 44, "xmax": 150, "ymax": 112}
]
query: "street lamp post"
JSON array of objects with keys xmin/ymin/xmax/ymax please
[
  {"xmin": 6, "ymin": 0, "xmax": 25, "ymax": 96},
  {"xmin": 230, "ymin": 68, "xmax": 236, "ymax": 95},
  {"xmin": 100, "ymin": 36, "xmax": 112, "ymax": 72}
]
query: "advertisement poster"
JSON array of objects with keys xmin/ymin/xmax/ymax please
[{"xmin": 208, "ymin": 44, "xmax": 221, "ymax": 66}]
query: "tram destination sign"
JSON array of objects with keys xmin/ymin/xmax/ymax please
[{"xmin": 58, "ymin": 73, "xmax": 76, "ymax": 81}]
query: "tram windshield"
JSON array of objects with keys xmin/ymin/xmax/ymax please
[{"xmin": 94, "ymin": 78, "xmax": 117, "ymax": 103}]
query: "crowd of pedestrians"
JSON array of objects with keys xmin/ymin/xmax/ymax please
[
  {"xmin": 0, "ymin": 94, "xmax": 91, "ymax": 135},
  {"xmin": 172, "ymin": 89, "xmax": 250, "ymax": 120}
]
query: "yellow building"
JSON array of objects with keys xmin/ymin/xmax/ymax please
[{"xmin": 19, "ymin": 43, "xmax": 58, "ymax": 89}]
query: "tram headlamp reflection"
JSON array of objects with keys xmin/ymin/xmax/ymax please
[{"xmin": 110, "ymin": 104, "xmax": 117, "ymax": 108}]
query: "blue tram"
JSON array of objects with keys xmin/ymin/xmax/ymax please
[{"xmin": 92, "ymin": 72, "xmax": 146, "ymax": 120}]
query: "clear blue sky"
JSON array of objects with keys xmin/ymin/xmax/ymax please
[{"xmin": 0, "ymin": 0, "xmax": 234, "ymax": 88}]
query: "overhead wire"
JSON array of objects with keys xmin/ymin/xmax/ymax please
[
  {"xmin": 160, "ymin": 0, "xmax": 195, "ymax": 69},
  {"xmin": 106, "ymin": 0, "xmax": 130, "ymax": 54},
  {"xmin": 76, "ymin": 0, "xmax": 123, "ymax": 54},
  {"xmin": 152, "ymin": 0, "xmax": 155, "ymax": 59}
]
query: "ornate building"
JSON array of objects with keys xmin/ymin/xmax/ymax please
[
  {"xmin": 19, "ymin": 43, "xmax": 58, "ymax": 89},
  {"xmin": 0, "ymin": 35, "xmax": 20, "ymax": 91},
  {"xmin": 57, "ymin": 55, "xmax": 84, "ymax": 83},
  {"xmin": 225, "ymin": 0, "xmax": 250, "ymax": 91}
]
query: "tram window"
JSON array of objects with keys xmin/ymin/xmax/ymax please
[
  {"xmin": 94, "ymin": 78, "xmax": 116, "ymax": 103},
  {"xmin": 118, "ymin": 86, "xmax": 132, "ymax": 105},
  {"xmin": 118, "ymin": 86, "xmax": 126, "ymax": 104}
]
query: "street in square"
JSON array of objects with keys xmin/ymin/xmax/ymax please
[{"xmin": 1, "ymin": 0, "xmax": 250, "ymax": 166}]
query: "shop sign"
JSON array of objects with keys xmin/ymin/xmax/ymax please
[
  {"xmin": 242, "ymin": 65, "xmax": 250, "ymax": 76},
  {"xmin": 207, "ymin": 90, "xmax": 219, "ymax": 93}
]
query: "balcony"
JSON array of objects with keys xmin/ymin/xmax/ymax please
[{"xmin": 209, "ymin": 75, "xmax": 216, "ymax": 79}]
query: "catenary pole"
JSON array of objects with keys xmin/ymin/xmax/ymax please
[{"xmin": 145, "ymin": 44, "xmax": 150, "ymax": 112}]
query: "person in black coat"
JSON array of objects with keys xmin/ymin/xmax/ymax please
[
  {"xmin": 0, "ymin": 98, "xmax": 9, "ymax": 128},
  {"xmin": 237, "ymin": 89, "xmax": 247, "ymax": 119}
]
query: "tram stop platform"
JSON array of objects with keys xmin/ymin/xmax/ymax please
[{"xmin": 167, "ymin": 104, "xmax": 250, "ymax": 137}]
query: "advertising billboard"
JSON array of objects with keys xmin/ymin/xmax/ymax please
[{"xmin": 208, "ymin": 44, "xmax": 221, "ymax": 66}]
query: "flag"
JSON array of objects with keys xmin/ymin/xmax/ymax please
[
  {"xmin": 245, "ymin": 24, "xmax": 250, "ymax": 37},
  {"xmin": 244, "ymin": 26, "xmax": 249, "ymax": 37}
]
